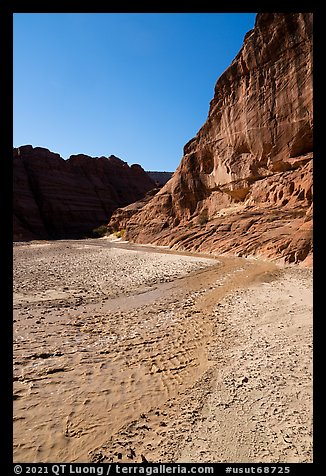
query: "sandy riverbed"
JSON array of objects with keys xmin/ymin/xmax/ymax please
[{"xmin": 13, "ymin": 239, "xmax": 312, "ymax": 463}]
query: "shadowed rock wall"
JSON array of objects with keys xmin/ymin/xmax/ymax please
[{"xmin": 13, "ymin": 145, "xmax": 156, "ymax": 240}]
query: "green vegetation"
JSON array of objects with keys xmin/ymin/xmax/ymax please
[
  {"xmin": 197, "ymin": 208, "xmax": 209, "ymax": 226},
  {"xmin": 114, "ymin": 229, "xmax": 126, "ymax": 239},
  {"xmin": 92, "ymin": 224, "xmax": 109, "ymax": 238}
]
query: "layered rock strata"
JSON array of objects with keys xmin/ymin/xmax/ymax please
[
  {"xmin": 110, "ymin": 13, "xmax": 313, "ymax": 265},
  {"xmin": 13, "ymin": 146, "xmax": 155, "ymax": 240}
]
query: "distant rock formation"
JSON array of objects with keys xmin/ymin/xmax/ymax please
[
  {"xmin": 108, "ymin": 188, "xmax": 161, "ymax": 234},
  {"xmin": 146, "ymin": 171, "xmax": 173, "ymax": 186},
  {"xmin": 109, "ymin": 13, "xmax": 313, "ymax": 265},
  {"xmin": 13, "ymin": 145, "xmax": 156, "ymax": 241}
]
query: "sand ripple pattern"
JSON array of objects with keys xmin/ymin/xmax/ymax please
[
  {"xmin": 13, "ymin": 240, "xmax": 216, "ymax": 462},
  {"xmin": 13, "ymin": 240, "xmax": 312, "ymax": 463}
]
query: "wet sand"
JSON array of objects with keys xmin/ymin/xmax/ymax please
[{"xmin": 13, "ymin": 239, "xmax": 312, "ymax": 463}]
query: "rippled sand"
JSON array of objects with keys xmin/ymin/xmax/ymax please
[{"xmin": 13, "ymin": 239, "xmax": 312, "ymax": 463}]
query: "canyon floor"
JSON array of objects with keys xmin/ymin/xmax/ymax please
[{"xmin": 13, "ymin": 239, "xmax": 313, "ymax": 463}]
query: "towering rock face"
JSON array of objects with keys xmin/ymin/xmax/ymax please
[
  {"xmin": 114, "ymin": 13, "xmax": 313, "ymax": 265},
  {"xmin": 13, "ymin": 145, "xmax": 155, "ymax": 240}
]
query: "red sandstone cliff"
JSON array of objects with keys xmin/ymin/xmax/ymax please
[
  {"xmin": 13, "ymin": 145, "xmax": 156, "ymax": 240},
  {"xmin": 110, "ymin": 13, "xmax": 313, "ymax": 265}
]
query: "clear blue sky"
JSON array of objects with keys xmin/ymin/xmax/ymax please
[{"xmin": 13, "ymin": 13, "xmax": 256, "ymax": 172}]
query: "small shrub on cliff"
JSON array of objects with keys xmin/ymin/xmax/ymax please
[
  {"xmin": 197, "ymin": 208, "xmax": 209, "ymax": 226},
  {"xmin": 92, "ymin": 225, "xmax": 109, "ymax": 238},
  {"xmin": 114, "ymin": 229, "xmax": 126, "ymax": 239}
]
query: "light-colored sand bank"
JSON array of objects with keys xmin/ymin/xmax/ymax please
[{"xmin": 13, "ymin": 239, "xmax": 312, "ymax": 463}]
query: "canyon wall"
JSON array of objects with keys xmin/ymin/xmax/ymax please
[
  {"xmin": 110, "ymin": 13, "xmax": 313, "ymax": 265},
  {"xmin": 13, "ymin": 145, "xmax": 155, "ymax": 240},
  {"xmin": 146, "ymin": 171, "xmax": 173, "ymax": 186}
]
